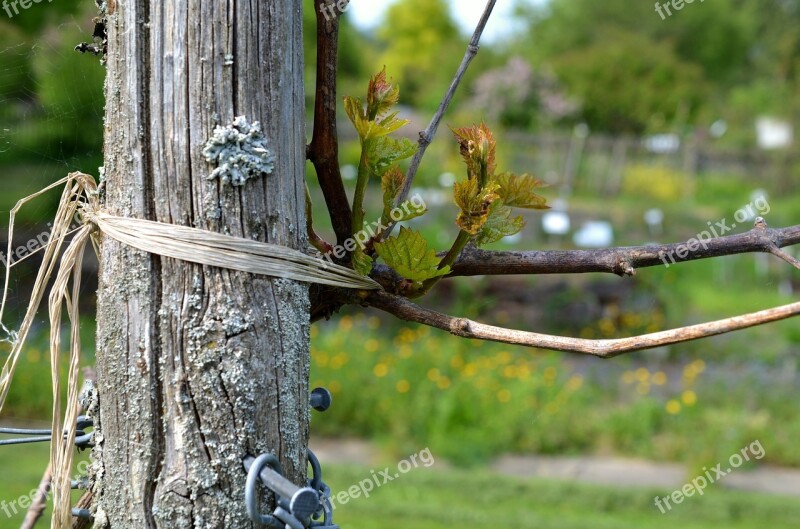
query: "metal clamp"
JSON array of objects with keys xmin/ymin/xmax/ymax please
[
  {"xmin": 244, "ymin": 387, "xmax": 338, "ymax": 528},
  {"xmin": 244, "ymin": 454, "xmax": 319, "ymax": 528},
  {"xmin": 307, "ymin": 449, "xmax": 338, "ymax": 529}
]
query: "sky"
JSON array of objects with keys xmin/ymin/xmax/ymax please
[{"xmin": 345, "ymin": 0, "xmax": 537, "ymax": 42}]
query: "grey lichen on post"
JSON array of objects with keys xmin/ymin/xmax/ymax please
[{"xmin": 203, "ymin": 116, "xmax": 275, "ymax": 186}]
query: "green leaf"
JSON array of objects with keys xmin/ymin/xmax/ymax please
[
  {"xmin": 474, "ymin": 202, "xmax": 526, "ymax": 247},
  {"xmin": 352, "ymin": 247, "xmax": 374, "ymax": 276},
  {"xmin": 391, "ymin": 204, "xmax": 427, "ymax": 223},
  {"xmin": 495, "ymin": 172, "xmax": 549, "ymax": 209},
  {"xmin": 454, "ymin": 178, "xmax": 499, "ymax": 234},
  {"xmin": 367, "ymin": 136, "xmax": 418, "ymax": 178},
  {"xmin": 374, "ymin": 227, "xmax": 450, "ymax": 282},
  {"xmin": 367, "ymin": 112, "xmax": 410, "ymax": 140}
]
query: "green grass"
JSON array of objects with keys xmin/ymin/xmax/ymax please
[
  {"xmin": 0, "ymin": 443, "xmax": 89, "ymax": 529},
  {"xmin": 325, "ymin": 463, "xmax": 800, "ymax": 529},
  {"xmin": 0, "ymin": 446, "xmax": 796, "ymax": 529}
]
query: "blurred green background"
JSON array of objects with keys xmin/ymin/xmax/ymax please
[{"xmin": 1, "ymin": 0, "xmax": 799, "ymax": 527}]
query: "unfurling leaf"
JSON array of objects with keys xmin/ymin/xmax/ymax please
[
  {"xmin": 345, "ymin": 97, "xmax": 409, "ymax": 142},
  {"xmin": 352, "ymin": 247, "xmax": 374, "ymax": 276},
  {"xmin": 362, "ymin": 114, "xmax": 409, "ymax": 141},
  {"xmin": 374, "ymin": 227, "xmax": 450, "ymax": 282},
  {"xmin": 454, "ymin": 178, "xmax": 500, "ymax": 234},
  {"xmin": 367, "ymin": 68, "xmax": 400, "ymax": 120},
  {"xmin": 381, "ymin": 167, "xmax": 405, "ymax": 211},
  {"xmin": 451, "ymin": 123, "xmax": 497, "ymax": 183},
  {"xmin": 474, "ymin": 202, "xmax": 526, "ymax": 247},
  {"xmin": 381, "ymin": 168, "xmax": 427, "ymax": 225},
  {"xmin": 495, "ymin": 172, "xmax": 549, "ymax": 209},
  {"xmin": 344, "ymin": 96, "xmax": 370, "ymax": 139},
  {"xmin": 368, "ymin": 136, "xmax": 418, "ymax": 178}
]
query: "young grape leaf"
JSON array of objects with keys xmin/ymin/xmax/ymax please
[
  {"xmin": 367, "ymin": 68, "xmax": 400, "ymax": 119},
  {"xmin": 495, "ymin": 172, "xmax": 549, "ymax": 209},
  {"xmin": 344, "ymin": 96, "xmax": 370, "ymax": 140},
  {"xmin": 474, "ymin": 202, "xmax": 526, "ymax": 246},
  {"xmin": 344, "ymin": 98, "xmax": 409, "ymax": 142},
  {"xmin": 380, "ymin": 168, "xmax": 427, "ymax": 225},
  {"xmin": 451, "ymin": 123, "xmax": 497, "ymax": 183},
  {"xmin": 374, "ymin": 227, "xmax": 450, "ymax": 282},
  {"xmin": 390, "ymin": 204, "xmax": 427, "ymax": 223},
  {"xmin": 454, "ymin": 178, "xmax": 500, "ymax": 234},
  {"xmin": 381, "ymin": 166, "xmax": 405, "ymax": 211},
  {"xmin": 368, "ymin": 136, "xmax": 418, "ymax": 178}
]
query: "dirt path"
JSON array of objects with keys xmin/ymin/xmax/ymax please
[{"xmin": 310, "ymin": 438, "xmax": 800, "ymax": 496}]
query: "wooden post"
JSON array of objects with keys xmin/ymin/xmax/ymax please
[{"xmin": 93, "ymin": 2, "xmax": 309, "ymax": 526}]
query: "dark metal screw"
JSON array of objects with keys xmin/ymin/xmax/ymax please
[{"xmin": 309, "ymin": 387, "xmax": 332, "ymax": 412}]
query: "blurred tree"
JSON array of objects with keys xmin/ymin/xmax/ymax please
[
  {"xmin": 0, "ymin": 21, "xmax": 33, "ymax": 119},
  {"xmin": 468, "ymin": 56, "xmax": 578, "ymax": 131},
  {"xmin": 551, "ymin": 29, "xmax": 707, "ymax": 134},
  {"xmin": 0, "ymin": 0, "xmax": 82, "ymax": 34},
  {"xmin": 29, "ymin": 22, "xmax": 105, "ymax": 156},
  {"xmin": 511, "ymin": 0, "xmax": 761, "ymax": 133},
  {"xmin": 518, "ymin": 0, "xmax": 753, "ymax": 86},
  {"xmin": 376, "ymin": 0, "xmax": 462, "ymax": 109},
  {"xmin": 0, "ymin": 5, "xmax": 104, "ymax": 165}
]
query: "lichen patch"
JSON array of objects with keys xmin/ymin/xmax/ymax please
[{"xmin": 202, "ymin": 116, "xmax": 274, "ymax": 186}]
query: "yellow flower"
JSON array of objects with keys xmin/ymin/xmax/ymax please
[
  {"xmin": 566, "ymin": 375, "xmax": 583, "ymax": 391},
  {"xmin": 427, "ymin": 368, "xmax": 441, "ymax": 382},
  {"xmin": 398, "ymin": 345, "xmax": 413, "ymax": 358},
  {"xmin": 496, "ymin": 351, "xmax": 512, "ymax": 364},
  {"xmin": 329, "ymin": 380, "xmax": 341, "ymax": 394},
  {"xmin": 502, "ymin": 366, "xmax": 517, "ymax": 379},
  {"xmin": 461, "ymin": 363, "xmax": 477, "ymax": 377},
  {"xmin": 314, "ymin": 352, "xmax": 329, "ymax": 368},
  {"xmin": 373, "ymin": 363, "xmax": 389, "ymax": 378},
  {"xmin": 365, "ymin": 339, "xmax": 380, "ymax": 353},
  {"xmin": 450, "ymin": 355, "xmax": 464, "ymax": 369},
  {"xmin": 338, "ymin": 316, "xmax": 353, "ymax": 331},
  {"xmin": 599, "ymin": 318, "xmax": 615, "ymax": 336},
  {"xmin": 310, "ymin": 326, "xmax": 319, "ymax": 339},
  {"xmin": 693, "ymin": 360, "xmax": 706, "ymax": 373},
  {"xmin": 497, "ymin": 389, "xmax": 511, "ymax": 403},
  {"xmin": 635, "ymin": 368, "xmax": 650, "ymax": 382},
  {"xmin": 399, "ymin": 328, "xmax": 416, "ymax": 343},
  {"xmin": 681, "ymin": 390, "xmax": 697, "ymax": 406},
  {"xmin": 396, "ymin": 379, "xmax": 410, "ymax": 393},
  {"xmin": 437, "ymin": 377, "xmax": 451, "ymax": 390},
  {"xmin": 543, "ymin": 367, "xmax": 558, "ymax": 382},
  {"xmin": 665, "ymin": 400, "xmax": 681, "ymax": 414},
  {"xmin": 683, "ymin": 360, "xmax": 705, "ymax": 382},
  {"xmin": 652, "ymin": 371, "xmax": 667, "ymax": 386},
  {"xmin": 329, "ymin": 352, "xmax": 349, "ymax": 370}
]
